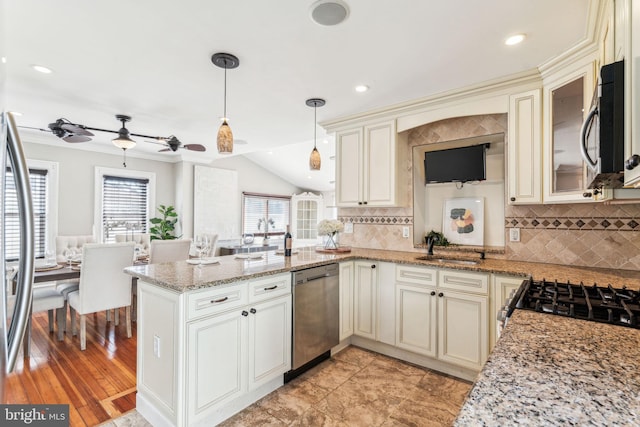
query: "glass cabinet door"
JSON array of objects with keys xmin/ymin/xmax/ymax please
[
  {"xmin": 543, "ymin": 61, "xmax": 602, "ymax": 203},
  {"xmin": 291, "ymin": 192, "xmax": 324, "ymax": 246}
]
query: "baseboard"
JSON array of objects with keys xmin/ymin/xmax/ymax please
[{"xmin": 136, "ymin": 393, "xmax": 174, "ymax": 427}]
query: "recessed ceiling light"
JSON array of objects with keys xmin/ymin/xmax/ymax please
[
  {"xmin": 31, "ymin": 64, "xmax": 53, "ymax": 74},
  {"xmin": 9, "ymin": 111, "xmax": 22, "ymax": 116},
  {"xmin": 323, "ymin": 139, "xmax": 329, "ymax": 144},
  {"xmin": 505, "ymin": 34, "xmax": 525, "ymax": 46},
  {"xmin": 268, "ymin": 151, "xmax": 273, "ymax": 155},
  {"xmin": 355, "ymin": 85, "xmax": 369, "ymax": 93},
  {"xmin": 1, "ymin": 57, "xmax": 6, "ymax": 64},
  {"xmin": 310, "ymin": 0, "xmax": 350, "ymax": 26},
  {"xmin": 307, "ymin": 175, "xmax": 312, "ymax": 179}
]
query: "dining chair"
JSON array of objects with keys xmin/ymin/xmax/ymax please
[
  {"xmin": 54, "ymin": 234, "xmax": 96, "ymax": 318},
  {"xmin": 67, "ymin": 242, "xmax": 135, "ymax": 350},
  {"xmin": 149, "ymin": 239, "xmax": 192, "ymax": 264},
  {"xmin": 115, "ymin": 233, "xmax": 150, "ymax": 254}
]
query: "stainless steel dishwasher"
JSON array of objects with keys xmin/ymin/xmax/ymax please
[{"xmin": 286, "ymin": 263, "xmax": 339, "ymax": 381}]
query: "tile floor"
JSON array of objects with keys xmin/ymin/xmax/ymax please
[{"xmin": 104, "ymin": 346, "xmax": 473, "ymax": 426}]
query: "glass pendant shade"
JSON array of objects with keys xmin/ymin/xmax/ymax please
[
  {"xmin": 309, "ymin": 146, "xmax": 321, "ymax": 170},
  {"xmin": 112, "ymin": 132, "xmax": 136, "ymax": 149},
  {"xmin": 217, "ymin": 120, "xmax": 233, "ymax": 154}
]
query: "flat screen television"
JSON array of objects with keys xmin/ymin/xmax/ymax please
[{"xmin": 424, "ymin": 144, "xmax": 487, "ymax": 184}]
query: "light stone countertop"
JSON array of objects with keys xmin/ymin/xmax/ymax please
[
  {"xmin": 124, "ymin": 246, "xmax": 640, "ymax": 293},
  {"xmin": 454, "ymin": 310, "xmax": 640, "ymax": 426}
]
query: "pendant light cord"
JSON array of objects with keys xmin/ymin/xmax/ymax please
[
  {"xmin": 223, "ymin": 62, "xmax": 228, "ymax": 119},
  {"xmin": 313, "ymin": 103, "xmax": 317, "ymax": 149}
]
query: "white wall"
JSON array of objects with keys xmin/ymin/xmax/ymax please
[{"xmin": 22, "ymin": 141, "xmax": 176, "ymax": 236}]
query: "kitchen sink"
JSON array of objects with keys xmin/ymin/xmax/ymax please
[{"xmin": 415, "ymin": 256, "xmax": 479, "ymax": 265}]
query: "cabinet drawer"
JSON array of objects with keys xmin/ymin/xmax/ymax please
[
  {"xmin": 186, "ymin": 283, "xmax": 248, "ymax": 321},
  {"xmin": 396, "ymin": 265, "xmax": 437, "ymax": 287},
  {"xmin": 248, "ymin": 273, "xmax": 291, "ymax": 304},
  {"xmin": 438, "ymin": 270, "xmax": 488, "ymax": 295}
]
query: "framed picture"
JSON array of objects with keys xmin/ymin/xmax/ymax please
[{"xmin": 442, "ymin": 198, "xmax": 484, "ymax": 246}]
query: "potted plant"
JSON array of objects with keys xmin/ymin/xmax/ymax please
[{"xmin": 150, "ymin": 205, "xmax": 180, "ymax": 240}]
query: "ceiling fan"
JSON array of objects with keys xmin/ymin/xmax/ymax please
[{"xmin": 22, "ymin": 114, "xmax": 206, "ymax": 166}]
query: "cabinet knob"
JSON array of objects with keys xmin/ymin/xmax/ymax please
[
  {"xmin": 438, "ymin": 292, "xmax": 444, "ymax": 298},
  {"xmin": 582, "ymin": 192, "xmax": 592, "ymax": 198},
  {"xmin": 510, "ymin": 197, "xmax": 516, "ymax": 202},
  {"xmin": 250, "ymin": 308, "xmax": 257, "ymax": 314},
  {"xmin": 625, "ymin": 154, "xmax": 640, "ymax": 170},
  {"xmin": 371, "ymin": 264, "xmax": 376, "ymax": 269},
  {"xmin": 363, "ymin": 201, "xmax": 368, "ymax": 205},
  {"xmin": 241, "ymin": 310, "xmax": 249, "ymax": 317},
  {"xmin": 358, "ymin": 202, "xmax": 363, "ymax": 205},
  {"xmin": 430, "ymin": 291, "xmax": 436, "ymax": 296}
]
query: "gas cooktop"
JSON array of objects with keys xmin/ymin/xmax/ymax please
[{"xmin": 511, "ymin": 278, "xmax": 640, "ymax": 329}]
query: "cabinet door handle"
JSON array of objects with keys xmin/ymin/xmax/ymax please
[
  {"xmin": 358, "ymin": 202, "xmax": 363, "ymax": 205},
  {"xmin": 241, "ymin": 310, "xmax": 249, "ymax": 317},
  {"xmin": 211, "ymin": 296, "xmax": 228, "ymax": 304},
  {"xmin": 510, "ymin": 197, "xmax": 516, "ymax": 202},
  {"xmin": 371, "ymin": 264, "xmax": 376, "ymax": 269},
  {"xmin": 363, "ymin": 201, "xmax": 368, "ymax": 205},
  {"xmin": 250, "ymin": 308, "xmax": 257, "ymax": 314},
  {"xmin": 625, "ymin": 154, "xmax": 640, "ymax": 170},
  {"xmin": 430, "ymin": 291, "xmax": 436, "ymax": 296},
  {"xmin": 438, "ymin": 292, "xmax": 444, "ymax": 298},
  {"xmin": 263, "ymin": 285, "xmax": 278, "ymax": 291}
]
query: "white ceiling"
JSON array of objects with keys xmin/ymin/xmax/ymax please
[{"xmin": 3, "ymin": 0, "xmax": 591, "ymax": 192}]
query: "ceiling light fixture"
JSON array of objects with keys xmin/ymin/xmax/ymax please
[
  {"xmin": 112, "ymin": 115, "xmax": 136, "ymax": 167},
  {"xmin": 505, "ymin": 34, "xmax": 525, "ymax": 46},
  {"xmin": 310, "ymin": 0, "xmax": 350, "ymax": 26},
  {"xmin": 31, "ymin": 64, "xmax": 52, "ymax": 74},
  {"xmin": 306, "ymin": 98, "xmax": 325, "ymax": 171},
  {"xmin": 211, "ymin": 52, "xmax": 240, "ymax": 154},
  {"xmin": 355, "ymin": 85, "xmax": 369, "ymax": 93}
]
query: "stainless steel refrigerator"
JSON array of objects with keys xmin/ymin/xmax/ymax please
[{"xmin": 0, "ymin": 111, "xmax": 35, "ymax": 402}]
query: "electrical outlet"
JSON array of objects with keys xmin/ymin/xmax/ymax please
[
  {"xmin": 402, "ymin": 226, "xmax": 410, "ymax": 238},
  {"xmin": 344, "ymin": 222, "xmax": 353, "ymax": 233},
  {"xmin": 153, "ymin": 334, "xmax": 161, "ymax": 358},
  {"xmin": 509, "ymin": 228, "xmax": 520, "ymax": 242}
]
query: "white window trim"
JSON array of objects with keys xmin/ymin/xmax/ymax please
[
  {"xmin": 27, "ymin": 159, "xmax": 59, "ymax": 255},
  {"xmin": 94, "ymin": 167, "xmax": 156, "ymax": 243}
]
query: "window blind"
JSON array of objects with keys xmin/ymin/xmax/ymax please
[
  {"xmin": 102, "ymin": 175, "xmax": 149, "ymax": 243},
  {"xmin": 242, "ymin": 193, "xmax": 291, "ymax": 236},
  {"xmin": 5, "ymin": 168, "xmax": 47, "ymax": 261}
]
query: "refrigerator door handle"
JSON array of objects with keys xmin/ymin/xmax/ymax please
[{"xmin": 5, "ymin": 112, "xmax": 35, "ymax": 372}]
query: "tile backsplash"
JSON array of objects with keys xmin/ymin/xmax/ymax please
[{"xmin": 337, "ymin": 113, "xmax": 640, "ymax": 271}]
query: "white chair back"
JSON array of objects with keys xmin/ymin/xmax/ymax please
[
  {"xmin": 56, "ymin": 235, "xmax": 95, "ymax": 263},
  {"xmin": 115, "ymin": 233, "xmax": 150, "ymax": 253},
  {"xmin": 149, "ymin": 239, "xmax": 192, "ymax": 264},
  {"xmin": 76, "ymin": 242, "xmax": 135, "ymax": 314}
]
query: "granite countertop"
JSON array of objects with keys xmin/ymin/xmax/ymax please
[
  {"xmin": 124, "ymin": 246, "xmax": 640, "ymax": 293},
  {"xmin": 454, "ymin": 310, "xmax": 640, "ymax": 426}
]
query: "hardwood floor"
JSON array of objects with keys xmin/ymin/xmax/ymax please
[{"xmin": 5, "ymin": 307, "xmax": 137, "ymax": 426}]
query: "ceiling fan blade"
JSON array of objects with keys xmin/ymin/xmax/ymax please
[
  {"xmin": 61, "ymin": 123, "xmax": 93, "ymax": 136},
  {"xmin": 183, "ymin": 144, "xmax": 206, "ymax": 152},
  {"xmin": 158, "ymin": 148, "xmax": 171, "ymax": 152},
  {"xmin": 63, "ymin": 135, "xmax": 92, "ymax": 143}
]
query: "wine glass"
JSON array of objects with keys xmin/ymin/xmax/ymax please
[
  {"xmin": 63, "ymin": 248, "xmax": 76, "ymax": 268},
  {"xmin": 194, "ymin": 235, "xmax": 209, "ymax": 266}
]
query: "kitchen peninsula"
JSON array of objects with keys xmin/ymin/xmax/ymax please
[{"xmin": 125, "ymin": 247, "xmax": 640, "ymax": 426}]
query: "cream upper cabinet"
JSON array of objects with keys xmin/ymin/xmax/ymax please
[
  {"xmin": 508, "ymin": 89, "xmax": 543, "ymax": 204},
  {"xmin": 335, "ymin": 119, "xmax": 403, "ymax": 207},
  {"xmin": 625, "ymin": 0, "xmax": 640, "ymax": 186},
  {"xmin": 542, "ymin": 60, "xmax": 608, "ymax": 203}
]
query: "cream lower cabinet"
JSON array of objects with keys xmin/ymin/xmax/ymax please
[
  {"xmin": 490, "ymin": 274, "xmax": 525, "ymax": 350},
  {"xmin": 137, "ymin": 273, "xmax": 291, "ymax": 427},
  {"xmin": 395, "ymin": 265, "xmax": 489, "ymax": 371},
  {"xmin": 339, "ymin": 261, "xmax": 354, "ymax": 341},
  {"xmin": 353, "ymin": 260, "xmax": 378, "ymax": 339}
]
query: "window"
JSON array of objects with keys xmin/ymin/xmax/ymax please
[
  {"xmin": 4, "ymin": 168, "xmax": 47, "ymax": 261},
  {"xmin": 242, "ymin": 192, "xmax": 291, "ymax": 236},
  {"xmin": 95, "ymin": 167, "xmax": 155, "ymax": 243}
]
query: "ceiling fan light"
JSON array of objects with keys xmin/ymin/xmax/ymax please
[
  {"xmin": 310, "ymin": 147, "xmax": 321, "ymax": 170},
  {"xmin": 112, "ymin": 132, "xmax": 136, "ymax": 149},
  {"xmin": 217, "ymin": 120, "xmax": 233, "ymax": 154}
]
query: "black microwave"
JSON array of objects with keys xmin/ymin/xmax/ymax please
[{"xmin": 580, "ymin": 60, "xmax": 625, "ymax": 189}]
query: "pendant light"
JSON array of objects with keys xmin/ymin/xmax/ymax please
[
  {"xmin": 306, "ymin": 98, "xmax": 325, "ymax": 170},
  {"xmin": 112, "ymin": 114, "xmax": 135, "ymax": 167},
  {"xmin": 211, "ymin": 53, "xmax": 239, "ymax": 154}
]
